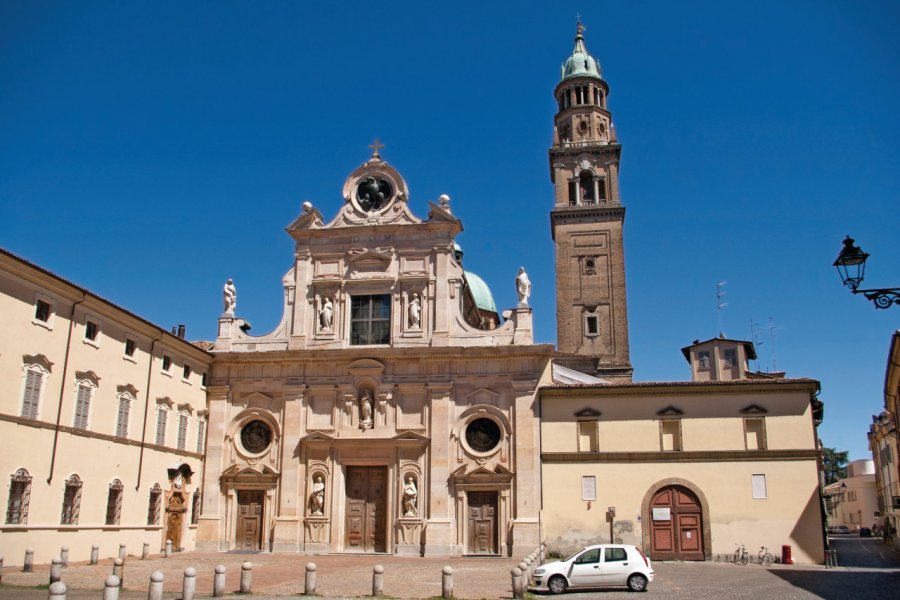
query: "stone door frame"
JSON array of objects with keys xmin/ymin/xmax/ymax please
[
  {"xmin": 640, "ymin": 478, "xmax": 712, "ymax": 561},
  {"xmin": 453, "ymin": 476, "xmax": 512, "ymax": 557}
]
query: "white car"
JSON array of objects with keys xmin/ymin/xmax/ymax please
[{"xmin": 531, "ymin": 544, "xmax": 654, "ymax": 594}]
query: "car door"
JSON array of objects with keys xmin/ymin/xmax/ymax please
[
  {"xmin": 600, "ymin": 546, "xmax": 632, "ymax": 584},
  {"xmin": 567, "ymin": 548, "xmax": 603, "ymax": 587}
]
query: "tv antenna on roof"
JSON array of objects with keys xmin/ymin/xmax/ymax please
[
  {"xmin": 767, "ymin": 316, "xmax": 779, "ymax": 372},
  {"xmin": 716, "ymin": 281, "xmax": 727, "ymax": 335}
]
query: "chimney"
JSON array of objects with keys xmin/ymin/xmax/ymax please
[{"xmin": 177, "ymin": 324, "xmax": 186, "ymax": 339}]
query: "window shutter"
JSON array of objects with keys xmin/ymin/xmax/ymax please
[
  {"xmin": 116, "ymin": 397, "xmax": 130, "ymax": 437},
  {"xmin": 156, "ymin": 408, "xmax": 167, "ymax": 445},
  {"xmin": 196, "ymin": 420, "xmax": 206, "ymax": 454},
  {"xmin": 22, "ymin": 370, "xmax": 41, "ymax": 418},
  {"xmin": 74, "ymin": 384, "xmax": 91, "ymax": 429},
  {"xmin": 177, "ymin": 413, "xmax": 188, "ymax": 450}
]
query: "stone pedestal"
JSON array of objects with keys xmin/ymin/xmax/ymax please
[
  {"xmin": 271, "ymin": 517, "xmax": 301, "ymax": 553},
  {"xmin": 512, "ymin": 307, "xmax": 533, "ymax": 345},
  {"xmin": 394, "ymin": 518, "xmax": 423, "ymax": 555},
  {"xmin": 510, "ymin": 518, "xmax": 541, "ymax": 557},
  {"xmin": 423, "ymin": 519, "xmax": 453, "ymax": 556},
  {"xmin": 303, "ymin": 517, "xmax": 330, "ymax": 553}
]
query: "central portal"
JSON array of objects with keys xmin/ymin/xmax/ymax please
[
  {"xmin": 467, "ymin": 491, "xmax": 498, "ymax": 555},
  {"xmin": 345, "ymin": 466, "xmax": 387, "ymax": 552}
]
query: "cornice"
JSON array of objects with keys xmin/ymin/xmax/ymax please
[
  {"xmin": 541, "ymin": 379, "xmax": 820, "ymax": 399},
  {"xmin": 212, "ymin": 344, "xmax": 555, "ymax": 365},
  {"xmin": 542, "ymin": 449, "xmax": 818, "ymax": 463}
]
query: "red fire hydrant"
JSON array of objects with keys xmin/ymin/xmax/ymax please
[{"xmin": 781, "ymin": 544, "xmax": 793, "ymax": 565}]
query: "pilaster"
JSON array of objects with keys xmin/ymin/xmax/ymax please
[
  {"xmin": 424, "ymin": 382, "xmax": 453, "ymax": 555},
  {"xmin": 195, "ymin": 384, "xmax": 229, "ymax": 551}
]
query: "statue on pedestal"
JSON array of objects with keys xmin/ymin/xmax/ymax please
[
  {"xmin": 223, "ymin": 279, "xmax": 237, "ymax": 314},
  {"xmin": 403, "ymin": 476, "xmax": 418, "ymax": 516},
  {"xmin": 516, "ymin": 267, "xmax": 531, "ymax": 305}
]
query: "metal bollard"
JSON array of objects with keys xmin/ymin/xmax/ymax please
[
  {"xmin": 511, "ymin": 567, "xmax": 524, "ymax": 600},
  {"xmin": 50, "ymin": 557, "xmax": 62, "ymax": 585},
  {"xmin": 165, "ymin": 539, "xmax": 173, "ymax": 558},
  {"xmin": 148, "ymin": 571, "xmax": 164, "ymax": 600},
  {"xmin": 182, "ymin": 567, "xmax": 197, "ymax": 600},
  {"xmin": 240, "ymin": 561, "xmax": 252, "ymax": 594},
  {"xmin": 142, "ymin": 542, "xmax": 150, "ymax": 560},
  {"xmin": 24, "ymin": 547, "xmax": 34, "ymax": 572},
  {"xmin": 304, "ymin": 562, "xmax": 317, "ymax": 595},
  {"xmin": 90, "ymin": 545, "xmax": 99, "ymax": 565},
  {"xmin": 60, "ymin": 546, "xmax": 69, "ymax": 568},
  {"xmin": 48, "ymin": 581, "xmax": 67, "ymax": 599},
  {"xmin": 441, "ymin": 566, "xmax": 453, "ymax": 599},
  {"xmin": 372, "ymin": 564, "xmax": 384, "ymax": 597},
  {"xmin": 118, "ymin": 544, "xmax": 126, "ymax": 560},
  {"xmin": 213, "ymin": 565, "xmax": 226, "ymax": 597},
  {"xmin": 112, "ymin": 558, "xmax": 124, "ymax": 588},
  {"xmin": 103, "ymin": 575, "xmax": 120, "ymax": 600}
]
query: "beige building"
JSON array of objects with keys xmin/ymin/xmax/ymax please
[
  {"xmin": 824, "ymin": 459, "xmax": 878, "ymax": 532},
  {"xmin": 0, "ymin": 250, "xmax": 212, "ymax": 566},
  {"xmin": 868, "ymin": 330, "xmax": 900, "ymax": 546}
]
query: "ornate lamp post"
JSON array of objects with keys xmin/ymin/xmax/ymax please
[{"xmin": 833, "ymin": 236, "xmax": 900, "ymax": 309}]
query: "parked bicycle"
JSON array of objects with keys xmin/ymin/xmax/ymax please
[
  {"xmin": 734, "ymin": 544, "xmax": 749, "ymax": 566},
  {"xmin": 758, "ymin": 546, "xmax": 775, "ymax": 566}
]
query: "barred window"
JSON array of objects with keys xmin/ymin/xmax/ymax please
[
  {"xmin": 147, "ymin": 484, "xmax": 162, "ymax": 525},
  {"xmin": 156, "ymin": 406, "xmax": 168, "ymax": 446},
  {"xmin": 196, "ymin": 418, "xmax": 206, "ymax": 454},
  {"xmin": 6, "ymin": 468, "xmax": 32, "ymax": 524},
  {"xmin": 105, "ymin": 479, "xmax": 124, "ymax": 525},
  {"xmin": 191, "ymin": 489, "xmax": 202, "ymax": 525},
  {"xmin": 61, "ymin": 474, "xmax": 82, "ymax": 525},
  {"xmin": 176, "ymin": 411, "xmax": 189, "ymax": 450}
]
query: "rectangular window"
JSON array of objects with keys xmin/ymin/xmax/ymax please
[
  {"xmin": 744, "ymin": 418, "xmax": 766, "ymax": 450},
  {"xmin": 350, "ymin": 295, "xmax": 391, "ymax": 345},
  {"xmin": 568, "ymin": 181, "xmax": 578, "ymax": 205},
  {"xmin": 723, "ymin": 348, "xmax": 738, "ymax": 368},
  {"xmin": 698, "ymin": 351, "xmax": 710, "ymax": 369},
  {"xmin": 578, "ymin": 421, "xmax": 599, "ymax": 452},
  {"xmin": 177, "ymin": 412, "xmax": 188, "ymax": 450},
  {"xmin": 73, "ymin": 383, "xmax": 92, "ymax": 429},
  {"xmin": 156, "ymin": 408, "xmax": 168, "ymax": 446},
  {"xmin": 5, "ymin": 470, "xmax": 32, "ymax": 524},
  {"xmin": 60, "ymin": 476, "xmax": 82, "ymax": 525},
  {"xmin": 183, "ymin": 364, "xmax": 191, "ymax": 380},
  {"xmin": 196, "ymin": 419, "xmax": 206, "ymax": 454},
  {"xmin": 34, "ymin": 300, "xmax": 51, "ymax": 322},
  {"xmin": 585, "ymin": 315, "xmax": 599, "ymax": 336},
  {"xmin": 581, "ymin": 475, "xmax": 597, "ymax": 501},
  {"xmin": 22, "ymin": 369, "xmax": 42, "ymax": 419},
  {"xmin": 85, "ymin": 321, "xmax": 99, "ymax": 341},
  {"xmin": 116, "ymin": 396, "xmax": 131, "ymax": 438},
  {"xmin": 597, "ymin": 177, "xmax": 607, "ymax": 201},
  {"xmin": 162, "ymin": 355, "xmax": 172, "ymax": 372},
  {"xmin": 660, "ymin": 420, "xmax": 682, "ymax": 451},
  {"xmin": 605, "ymin": 547, "xmax": 627, "ymax": 562},
  {"xmin": 751, "ymin": 474, "xmax": 767, "ymax": 499},
  {"xmin": 124, "ymin": 338, "xmax": 136, "ymax": 357},
  {"xmin": 201, "ymin": 372, "xmax": 208, "ymax": 387}
]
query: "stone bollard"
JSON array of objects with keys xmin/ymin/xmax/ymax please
[
  {"xmin": 148, "ymin": 571, "xmax": 164, "ymax": 600},
  {"xmin": 112, "ymin": 558, "xmax": 124, "ymax": 588},
  {"xmin": 522, "ymin": 558, "xmax": 531, "ymax": 576},
  {"xmin": 441, "ymin": 566, "xmax": 453, "ymax": 599},
  {"xmin": 165, "ymin": 539, "xmax": 173, "ymax": 558},
  {"xmin": 48, "ymin": 581, "xmax": 67, "ymax": 599},
  {"xmin": 142, "ymin": 542, "xmax": 150, "ymax": 560},
  {"xmin": 24, "ymin": 547, "xmax": 34, "ymax": 572},
  {"xmin": 103, "ymin": 575, "xmax": 120, "ymax": 600},
  {"xmin": 60, "ymin": 546, "xmax": 69, "ymax": 568},
  {"xmin": 0, "ymin": 554, "xmax": 4, "ymax": 583},
  {"xmin": 304, "ymin": 562, "xmax": 316, "ymax": 595},
  {"xmin": 213, "ymin": 565, "xmax": 226, "ymax": 597},
  {"xmin": 240, "ymin": 561, "xmax": 252, "ymax": 594},
  {"xmin": 90, "ymin": 545, "xmax": 99, "ymax": 565},
  {"xmin": 118, "ymin": 544, "xmax": 126, "ymax": 560},
  {"xmin": 511, "ymin": 567, "xmax": 524, "ymax": 600},
  {"xmin": 372, "ymin": 564, "xmax": 384, "ymax": 597},
  {"xmin": 50, "ymin": 557, "xmax": 63, "ymax": 585},
  {"xmin": 182, "ymin": 567, "xmax": 197, "ymax": 600}
]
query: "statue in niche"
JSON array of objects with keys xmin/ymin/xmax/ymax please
[
  {"xmin": 360, "ymin": 391, "xmax": 373, "ymax": 429},
  {"xmin": 403, "ymin": 476, "xmax": 418, "ymax": 516},
  {"xmin": 317, "ymin": 295, "xmax": 333, "ymax": 331},
  {"xmin": 223, "ymin": 279, "xmax": 237, "ymax": 314},
  {"xmin": 309, "ymin": 475, "xmax": 325, "ymax": 515},
  {"xmin": 408, "ymin": 293, "xmax": 421, "ymax": 329},
  {"xmin": 516, "ymin": 267, "xmax": 531, "ymax": 305}
]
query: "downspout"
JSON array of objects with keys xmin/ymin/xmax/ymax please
[
  {"xmin": 47, "ymin": 295, "xmax": 86, "ymax": 484},
  {"xmin": 135, "ymin": 334, "xmax": 164, "ymax": 491}
]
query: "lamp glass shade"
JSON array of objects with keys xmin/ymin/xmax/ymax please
[{"xmin": 833, "ymin": 236, "xmax": 869, "ymax": 291}]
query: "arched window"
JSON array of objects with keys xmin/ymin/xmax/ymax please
[
  {"xmin": 579, "ymin": 171, "xmax": 595, "ymax": 204},
  {"xmin": 21, "ymin": 356, "xmax": 51, "ymax": 419},
  {"xmin": 147, "ymin": 483, "xmax": 162, "ymax": 525},
  {"xmin": 61, "ymin": 474, "xmax": 82, "ymax": 525},
  {"xmin": 5, "ymin": 468, "xmax": 32, "ymax": 524},
  {"xmin": 105, "ymin": 479, "xmax": 124, "ymax": 525}
]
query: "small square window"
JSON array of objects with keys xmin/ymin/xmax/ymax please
[
  {"xmin": 162, "ymin": 355, "xmax": 172, "ymax": 371},
  {"xmin": 724, "ymin": 348, "xmax": 738, "ymax": 368},
  {"xmin": 586, "ymin": 316, "xmax": 598, "ymax": 335},
  {"xmin": 201, "ymin": 372, "xmax": 208, "ymax": 387},
  {"xmin": 124, "ymin": 339, "xmax": 136, "ymax": 357},
  {"xmin": 85, "ymin": 321, "xmax": 99, "ymax": 341},
  {"xmin": 698, "ymin": 351, "xmax": 710, "ymax": 369},
  {"xmin": 183, "ymin": 364, "xmax": 191, "ymax": 380},
  {"xmin": 35, "ymin": 300, "xmax": 51, "ymax": 322}
]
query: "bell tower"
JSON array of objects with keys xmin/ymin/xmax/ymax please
[{"xmin": 550, "ymin": 22, "xmax": 632, "ymax": 382}]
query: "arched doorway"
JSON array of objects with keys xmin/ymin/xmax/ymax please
[{"xmin": 647, "ymin": 485, "xmax": 705, "ymax": 561}]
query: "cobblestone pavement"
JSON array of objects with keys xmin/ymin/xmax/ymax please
[{"xmin": 1, "ymin": 537, "xmax": 899, "ymax": 599}]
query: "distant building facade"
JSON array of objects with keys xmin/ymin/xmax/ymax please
[
  {"xmin": 868, "ymin": 330, "xmax": 900, "ymax": 546},
  {"xmin": 824, "ymin": 459, "xmax": 878, "ymax": 532}
]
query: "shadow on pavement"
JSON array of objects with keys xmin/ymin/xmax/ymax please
[{"xmin": 767, "ymin": 569, "xmax": 900, "ymax": 600}]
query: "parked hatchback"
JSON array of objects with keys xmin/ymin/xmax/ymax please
[{"xmin": 531, "ymin": 544, "xmax": 654, "ymax": 594}]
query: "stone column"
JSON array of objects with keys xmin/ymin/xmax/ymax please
[
  {"xmin": 272, "ymin": 384, "xmax": 304, "ymax": 552},
  {"xmin": 196, "ymin": 385, "xmax": 229, "ymax": 551},
  {"xmin": 424, "ymin": 383, "xmax": 453, "ymax": 555},
  {"xmin": 511, "ymin": 380, "xmax": 541, "ymax": 556}
]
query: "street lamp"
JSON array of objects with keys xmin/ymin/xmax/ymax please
[{"xmin": 833, "ymin": 235, "xmax": 900, "ymax": 309}]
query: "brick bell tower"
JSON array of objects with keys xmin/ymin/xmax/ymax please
[{"xmin": 549, "ymin": 22, "xmax": 633, "ymax": 382}]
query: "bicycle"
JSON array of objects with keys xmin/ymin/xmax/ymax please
[
  {"xmin": 758, "ymin": 546, "xmax": 775, "ymax": 566},
  {"xmin": 733, "ymin": 544, "xmax": 749, "ymax": 566}
]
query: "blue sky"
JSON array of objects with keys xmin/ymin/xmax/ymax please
[{"xmin": 1, "ymin": 2, "xmax": 898, "ymax": 461}]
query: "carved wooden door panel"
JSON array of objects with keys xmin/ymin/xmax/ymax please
[
  {"xmin": 236, "ymin": 490, "xmax": 264, "ymax": 551},
  {"xmin": 345, "ymin": 467, "xmax": 386, "ymax": 552},
  {"xmin": 466, "ymin": 491, "xmax": 497, "ymax": 555},
  {"xmin": 649, "ymin": 486, "xmax": 704, "ymax": 561}
]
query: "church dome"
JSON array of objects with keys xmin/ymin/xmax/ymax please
[
  {"xmin": 561, "ymin": 23, "xmax": 602, "ymax": 82},
  {"xmin": 464, "ymin": 271, "xmax": 497, "ymax": 313}
]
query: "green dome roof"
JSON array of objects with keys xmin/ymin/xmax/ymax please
[
  {"xmin": 561, "ymin": 23, "xmax": 602, "ymax": 82},
  {"xmin": 464, "ymin": 271, "xmax": 497, "ymax": 313}
]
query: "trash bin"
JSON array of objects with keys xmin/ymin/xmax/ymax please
[{"xmin": 781, "ymin": 544, "xmax": 793, "ymax": 565}]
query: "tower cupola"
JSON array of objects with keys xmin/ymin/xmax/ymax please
[{"xmin": 561, "ymin": 22, "xmax": 602, "ymax": 82}]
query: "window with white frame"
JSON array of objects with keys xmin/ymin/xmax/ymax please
[
  {"xmin": 115, "ymin": 391, "xmax": 133, "ymax": 438},
  {"xmin": 698, "ymin": 351, "xmax": 711, "ymax": 369},
  {"xmin": 182, "ymin": 364, "xmax": 192, "ymax": 381},
  {"xmin": 147, "ymin": 484, "xmax": 162, "ymax": 525},
  {"xmin": 156, "ymin": 405, "xmax": 169, "ymax": 446},
  {"xmin": 161, "ymin": 355, "xmax": 172, "ymax": 373},
  {"xmin": 723, "ymin": 348, "xmax": 738, "ymax": 369},
  {"xmin": 105, "ymin": 479, "xmax": 124, "ymax": 525},
  {"xmin": 751, "ymin": 474, "xmax": 768, "ymax": 499},
  {"xmin": 583, "ymin": 309, "xmax": 600, "ymax": 338},
  {"xmin": 84, "ymin": 319, "xmax": 101, "ymax": 344},
  {"xmin": 34, "ymin": 299, "xmax": 51, "ymax": 323},
  {"xmin": 60, "ymin": 474, "xmax": 82, "ymax": 525},
  {"xmin": 196, "ymin": 417, "xmax": 207, "ymax": 454},
  {"xmin": 5, "ymin": 468, "xmax": 32, "ymax": 524},
  {"xmin": 73, "ymin": 372, "xmax": 99, "ymax": 430},
  {"xmin": 176, "ymin": 411, "xmax": 189, "ymax": 450},
  {"xmin": 124, "ymin": 338, "xmax": 136, "ymax": 358},
  {"xmin": 21, "ymin": 357, "xmax": 50, "ymax": 419}
]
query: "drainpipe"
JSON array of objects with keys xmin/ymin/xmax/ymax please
[
  {"xmin": 47, "ymin": 295, "xmax": 86, "ymax": 484},
  {"xmin": 135, "ymin": 334, "xmax": 164, "ymax": 491}
]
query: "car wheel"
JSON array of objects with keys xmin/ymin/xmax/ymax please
[
  {"xmin": 627, "ymin": 574, "xmax": 648, "ymax": 592},
  {"xmin": 548, "ymin": 575, "xmax": 568, "ymax": 595}
]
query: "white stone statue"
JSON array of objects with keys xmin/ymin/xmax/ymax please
[
  {"xmin": 403, "ymin": 476, "xmax": 418, "ymax": 516},
  {"xmin": 516, "ymin": 267, "xmax": 531, "ymax": 305},
  {"xmin": 408, "ymin": 293, "xmax": 421, "ymax": 329},
  {"xmin": 310, "ymin": 476, "xmax": 325, "ymax": 515},
  {"xmin": 318, "ymin": 296, "xmax": 333, "ymax": 331},
  {"xmin": 223, "ymin": 279, "xmax": 237, "ymax": 314},
  {"xmin": 360, "ymin": 391, "xmax": 373, "ymax": 429}
]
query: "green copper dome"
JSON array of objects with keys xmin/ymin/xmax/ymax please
[
  {"xmin": 561, "ymin": 22, "xmax": 602, "ymax": 82},
  {"xmin": 464, "ymin": 271, "xmax": 497, "ymax": 313}
]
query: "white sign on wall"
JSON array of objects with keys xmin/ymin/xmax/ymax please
[
  {"xmin": 652, "ymin": 507, "xmax": 671, "ymax": 521},
  {"xmin": 582, "ymin": 476, "xmax": 597, "ymax": 501}
]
